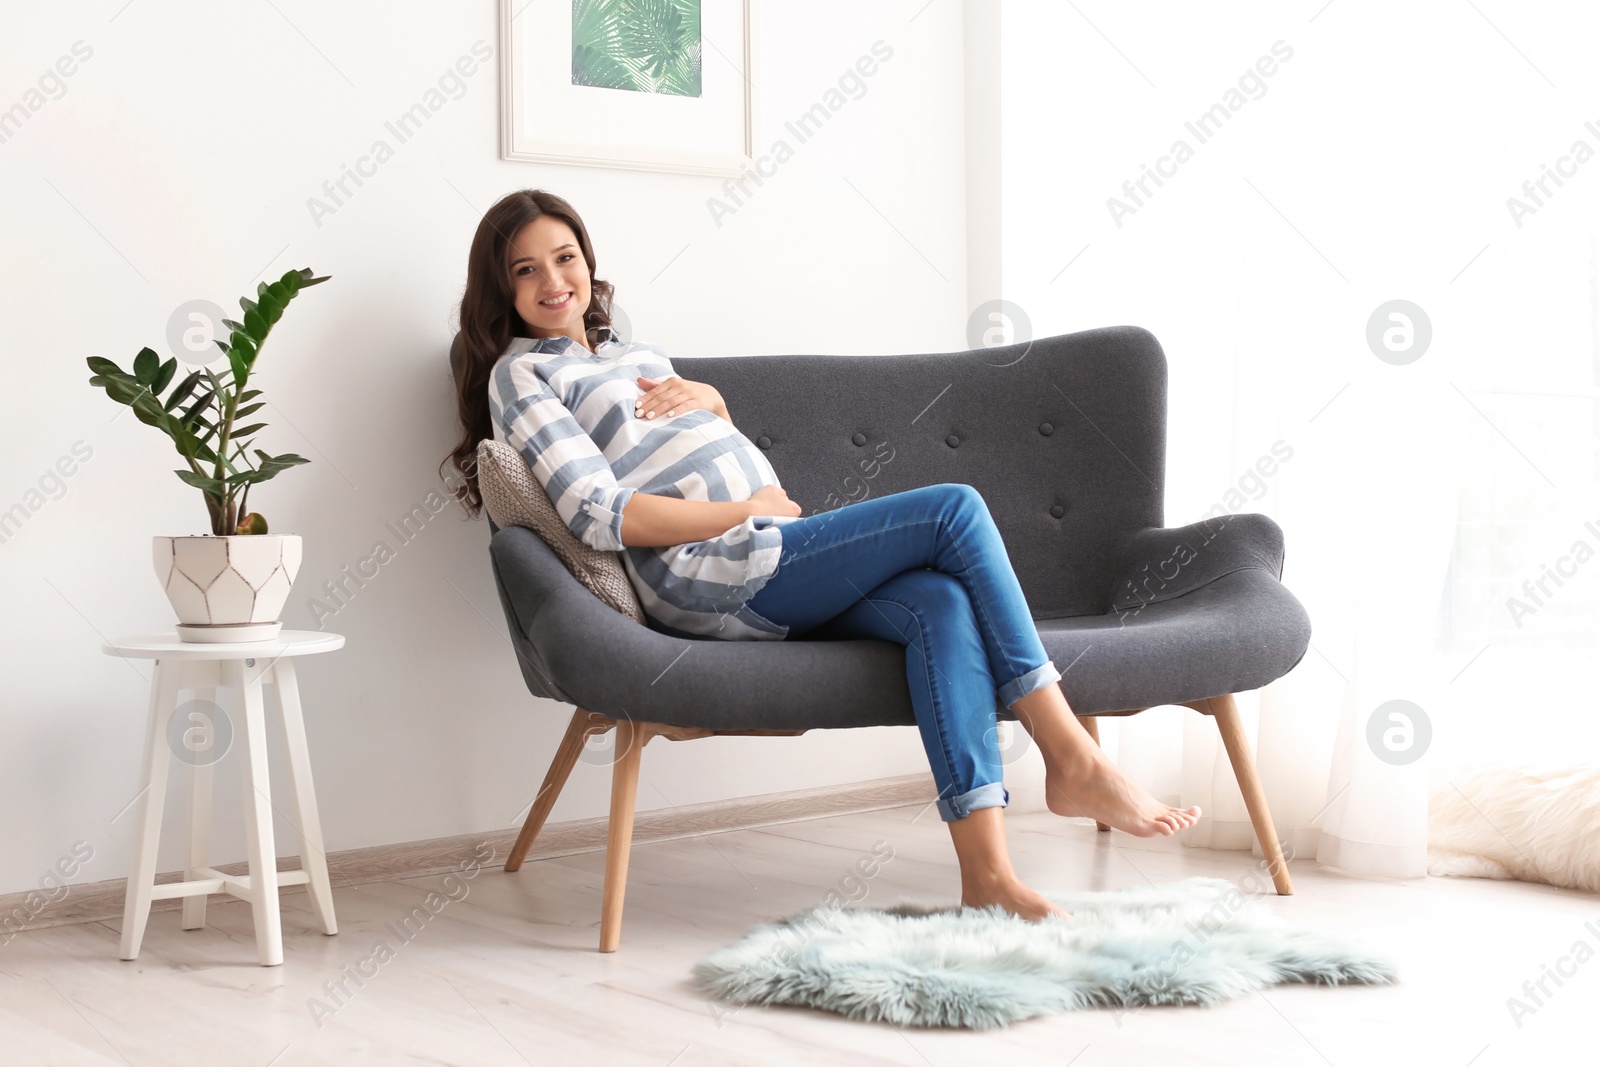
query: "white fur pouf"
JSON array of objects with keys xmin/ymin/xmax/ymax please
[{"xmin": 1429, "ymin": 762, "xmax": 1600, "ymax": 892}]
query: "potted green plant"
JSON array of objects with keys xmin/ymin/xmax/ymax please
[{"xmin": 87, "ymin": 267, "xmax": 330, "ymax": 642}]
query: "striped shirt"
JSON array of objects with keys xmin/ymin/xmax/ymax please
[{"xmin": 488, "ymin": 329, "xmax": 801, "ymax": 640}]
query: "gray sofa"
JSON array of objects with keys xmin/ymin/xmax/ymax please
[{"xmin": 464, "ymin": 324, "xmax": 1311, "ymax": 950}]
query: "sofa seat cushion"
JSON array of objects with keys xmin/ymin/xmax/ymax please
[{"xmin": 491, "ymin": 524, "xmax": 1311, "ymax": 728}]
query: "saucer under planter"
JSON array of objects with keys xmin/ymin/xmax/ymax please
[{"xmin": 154, "ymin": 534, "xmax": 302, "ymax": 643}]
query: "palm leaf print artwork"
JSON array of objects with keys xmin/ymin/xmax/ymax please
[{"xmin": 572, "ymin": 0, "xmax": 703, "ymax": 97}]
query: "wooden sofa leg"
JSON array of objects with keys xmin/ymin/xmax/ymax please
[
  {"xmin": 506, "ymin": 708, "xmax": 606, "ymax": 873},
  {"xmin": 1194, "ymin": 694, "xmax": 1294, "ymax": 895},
  {"xmin": 599, "ymin": 718, "xmax": 645, "ymax": 953},
  {"xmin": 1078, "ymin": 715, "xmax": 1111, "ymax": 832}
]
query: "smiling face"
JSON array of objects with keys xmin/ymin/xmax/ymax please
[{"xmin": 507, "ymin": 214, "xmax": 593, "ymax": 349}]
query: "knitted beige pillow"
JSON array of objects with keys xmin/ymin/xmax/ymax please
[{"xmin": 475, "ymin": 438, "xmax": 646, "ymax": 625}]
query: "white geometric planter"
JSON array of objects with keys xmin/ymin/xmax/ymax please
[{"xmin": 153, "ymin": 534, "xmax": 303, "ymax": 643}]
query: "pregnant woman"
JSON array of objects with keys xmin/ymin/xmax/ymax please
[{"xmin": 444, "ymin": 189, "xmax": 1200, "ymax": 921}]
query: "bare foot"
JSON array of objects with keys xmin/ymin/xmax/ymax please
[
  {"xmin": 961, "ymin": 875, "xmax": 1071, "ymax": 922},
  {"xmin": 1045, "ymin": 744, "xmax": 1201, "ymax": 836}
]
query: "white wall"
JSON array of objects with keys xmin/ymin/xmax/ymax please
[{"xmin": 0, "ymin": 0, "xmax": 980, "ymax": 896}]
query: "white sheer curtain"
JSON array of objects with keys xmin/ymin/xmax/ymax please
[
  {"xmin": 1102, "ymin": 189, "xmax": 1471, "ymax": 879},
  {"xmin": 994, "ymin": 1, "xmax": 1600, "ymax": 878}
]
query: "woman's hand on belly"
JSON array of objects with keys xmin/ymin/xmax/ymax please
[{"xmin": 635, "ymin": 376, "xmax": 729, "ymax": 422}]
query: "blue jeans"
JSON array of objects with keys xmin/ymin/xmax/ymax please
[{"xmin": 742, "ymin": 483, "xmax": 1062, "ymax": 822}]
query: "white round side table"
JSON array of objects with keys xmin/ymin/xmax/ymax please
[{"xmin": 104, "ymin": 630, "xmax": 344, "ymax": 967}]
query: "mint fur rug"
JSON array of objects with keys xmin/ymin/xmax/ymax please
[{"xmin": 693, "ymin": 877, "xmax": 1398, "ymax": 1029}]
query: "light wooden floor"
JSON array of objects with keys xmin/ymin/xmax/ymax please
[{"xmin": 2, "ymin": 801, "xmax": 1592, "ymax": 1066}]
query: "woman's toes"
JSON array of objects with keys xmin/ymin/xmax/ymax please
[{"xmin": 1154, "ymin": 808, "xmax": 1191, "ymax": 833}]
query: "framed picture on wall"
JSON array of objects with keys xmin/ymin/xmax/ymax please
[{"xmin": 499, "ymin": 0, "xmax": 759, "ymax": 176}]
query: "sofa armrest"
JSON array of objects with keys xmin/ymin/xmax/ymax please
[{"xmin": 1110, "ymin": 513, "xmax": 1287, "ymax": 617}]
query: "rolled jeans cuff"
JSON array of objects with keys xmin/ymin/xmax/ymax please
[
  {"xmin": 997, "ymin": 660, "xmax": 1062, "ymax": 709},
  {"xmin": 937, "ymin": 781, "xmax": 1009, "ymax": 822}
]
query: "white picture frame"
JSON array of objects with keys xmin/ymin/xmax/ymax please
[{"xmin": 499, "ymin": 0, "xmax": 759, "ymax": 177}]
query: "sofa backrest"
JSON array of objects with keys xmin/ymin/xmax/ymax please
[{"xmin": 453, "ymin": 324, "xmax": 1166, "ymax": 619}]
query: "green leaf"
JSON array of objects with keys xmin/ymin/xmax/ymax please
[
  {"xmin": 133, "ymin": 347, "xmax": 159, "ymax": 385},
  {"xmin": 240, "ymin": 297, "xmax": 258, "ymax": 314},
  {"xmin": 127, "ymin": 390, "xmax": 167, "ymax": 429},
  {"xmin": 258, "ymin": 289, "xmax": 282, "ymax": 324},
  {"xmin": 163, "ymin": 370, "xmax": 202, "ymax": 412},
  {"xmin": 92, "ymin": 370, "xmax": 141, "ymax": 389},
  {"xmin": 174, "ymin": 428, "xmax": 219, "ymax": 466},
  {"xmin": 86, "ymin": 356, "xmax": 126, "ymax": 377},
  {"xmin": 239, "ymin": 388, "xmax": 263, "ymax": 402},
  {"xmin": 181, "ymin": 395, "xmax": 215, "ymax": 426},
  {"xmin": 89, "ymin": 373, "xmax": 142, "ymax": 393},
  {"xmin": 152, "ymin": 357, "xmax": 177, "ymax": 395},
  {"xmin": 174, "ymin": 469, "xmax": 226, "ymax": 499},
  {"xmin": 230, "ymin": 422, "xmax": 267, "ymax": 439},
  {"xmin": 243, "ymin": 306, "xmax": 267, "ymax": 340},
  {"xmin": 234, "ymin": 401, "xmax": 265, "ymax": 418},
  {"xmin": 102, "ymin": 376, "xmax": 149, "ymax": 406},
  {"xmin": 183, "ymin": 381, "xmax": 216, "ymax": 413},
  {"xmin": 228, "ymin": 346, "xmax": 248, "ymax": 389},
  {"xmin": 253, "ymin": 450, "xmax": 311, "ymax": 477},
  {"xmin": 220, "ymin": 318, "xmax": 245, "ymax": 335}
]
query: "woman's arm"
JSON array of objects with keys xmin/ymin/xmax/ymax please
[
  {"xmin": 619, "ymin": 493, "xmax": 753, "ymax": 548},
  {"xmin": 491, "ymin": 354, "xmax": 639, "ymax": 553}
]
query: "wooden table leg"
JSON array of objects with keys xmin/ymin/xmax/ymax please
[
  {"xmin": 273, "ymin": 657, "xmax": 337, "ymax": 936},
  {"xmin": 120, "ymin": 660, "xmax": 182, "ymax": 961},
  {"xmin": 233, "ymin": 658, "xmax": 284, "ymax": 966}
]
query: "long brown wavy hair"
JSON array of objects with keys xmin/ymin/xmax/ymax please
[{"xmin": 440, "ymin": 188, "xmax": 618, "ymax": 518}]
